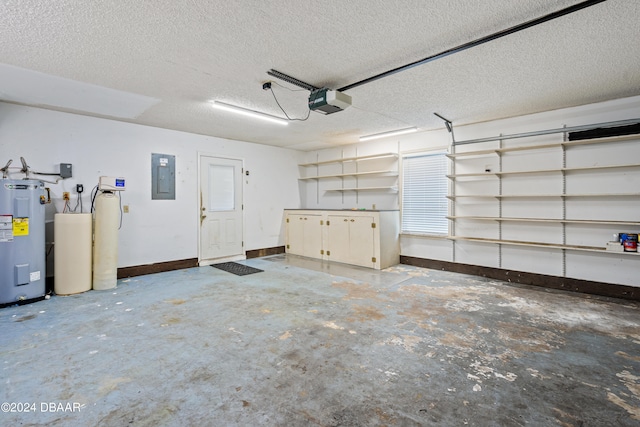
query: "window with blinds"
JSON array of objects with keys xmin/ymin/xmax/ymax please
[{"xmin": 401, "ymin": 152, "xmax": 448, "ymax": 235}]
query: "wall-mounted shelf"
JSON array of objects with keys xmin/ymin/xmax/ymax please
[
  {"xmin": 447, "ymin": 216, "xmax": 640, "ymax": 226},
  {"xmin": 448, "ymin": 193, "xmax": 640, "ymax": 199},
  {"xmin": 446, "ymin": 134, "xmax": 639, "ymax": 159},
  {"xmin": 448, "ymin": 163, "xmax": 640, "ymax": 179},
  {"xmin": 325, "ymin": 186, "xmax": 398, "ymax": 192},
  {"xmin": 299, "ymin": 170, "xmax": 398, "ymax": 180},
  {"xmin": 448, "ymin": 236, "xmax": 640, "ymax": 256},
  {"xmin": 299, "ymin": 153, "xmax": 398, "ymax": 167}
]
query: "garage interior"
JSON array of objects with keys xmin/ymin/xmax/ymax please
[{"xmin": 1, "ymin": 1, "xmax": 639, "ymax": 426}]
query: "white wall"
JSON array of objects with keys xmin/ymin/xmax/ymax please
[
  {"xmin": 0, "ymin": 103, "xmax": 302, "ymax": 269},
  {"xmin": 301, "ymin": 95, "xmax": 640, "ymax": 287}
]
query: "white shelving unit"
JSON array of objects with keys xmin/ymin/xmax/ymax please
[
  {"xmin": 447, "ymin": 132, "xmax": 640, "ymax": 262},
  {"xmin": 299, "ymin": 152, "xmax": 399, "ymax": 203},
  {"xmin": 299, "ymin": 152, "xmax": 399, "ymax": 167}
]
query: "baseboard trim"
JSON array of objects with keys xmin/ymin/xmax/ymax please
[
  {"xmin": 116, "ymin": 247, "xmax": 286, "ymax": 278},
  {"xmin": 117, "ymin": 258, "xmax": 199, "ymax": 279},
  {"xmin": 400, "ymin": 255, "xmax": 639, "ymax": 301},
  {"xmin": 246, "ymin": 246, "xmax": 285, "ymax": 259},
  {"xmin": 0, "ymin": 295, "xmax": 46, "ymax": 309},
  {"xmin": 199, "ymin": 255, "xmax": 246, "ymax": 266}
]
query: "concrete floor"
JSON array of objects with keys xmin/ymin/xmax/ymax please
[{"xmin": 1, "ymin": 254, "xmax": 639, "ymax": 426}]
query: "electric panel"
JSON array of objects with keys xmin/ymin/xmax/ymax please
[{"xmin": 151, "ymin": 153, "xmax": 175, "ymax": 200}]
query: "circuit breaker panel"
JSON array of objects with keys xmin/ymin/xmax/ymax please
[{"xmin": 151, "ymin": 153, "xmax": 176, "ymax": 200}]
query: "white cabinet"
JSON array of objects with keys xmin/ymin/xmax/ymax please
[
  {"xmin": 326, "ymin": 214, "xmax": 376, "ymax": 268},
  {"xmin": 285, "ymin": 213, "xmax": 323, "ymax": 258},
  {"xmin": 324, "ymin": 214, "xmax": 352, "ymax": 262},
  {"xmin": 284, "ymin": 210, "xmax": 399, "ymax": 269}
]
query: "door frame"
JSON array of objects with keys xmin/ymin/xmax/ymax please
[{"xmin": 197, "ymin": 152, "xmax": 246, "ymax": 266}]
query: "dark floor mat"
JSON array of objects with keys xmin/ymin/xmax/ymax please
[{"xmin": 211, "ymin": 262, "xmax": 263, "ymax": 276}]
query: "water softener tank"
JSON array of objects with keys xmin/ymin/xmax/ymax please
[
  {"xmin": 0, "ymin": 179, "xmax": 46, "ymax": 305},
  {"xmin": 92, "ymin": 191, "xmax": 119, "ymax": 290},
  {"xmin": 54, "ymin": 213, "xmax": 93, "ymax": 295}
]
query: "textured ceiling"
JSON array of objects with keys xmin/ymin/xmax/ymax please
[{"xmin": 0, "ymin": 1, "xmax": 638, "ymax": 151}]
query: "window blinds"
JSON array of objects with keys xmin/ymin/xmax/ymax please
[{"xmin": 401, "ymin": 152, "xmax": 448, "ymax": 235}]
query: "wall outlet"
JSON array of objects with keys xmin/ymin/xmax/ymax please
[
  {"xmin": 62, "ymin": 192, "xmax": 70, "ymax": 201},
  {"xmin": 123, "ymin": 205, "xmax": 129, "ymax": 213}
]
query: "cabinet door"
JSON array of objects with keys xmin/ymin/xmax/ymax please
[
  {"xmin": 327, "ymin": 215, "xmax": 351, "ymax": 262},
  {"xmin": 348, "ymin": 216, "xmax": 376, "ymax": 267},
  {"xmin": 286, "ymin": 214, "xmax": 306, "ymax": 255},
  {"xmin": 303, "ymin": 215, "xmax": 323, "ymax": 258}
]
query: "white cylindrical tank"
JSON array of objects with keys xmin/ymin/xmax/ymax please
[
  {"xmin": 54, "ymin": 213, "xmax": 92, "ymax": 295},
  {"xmin": 92, "ymin": 192, "xmax": 119, "ymax": 290}
]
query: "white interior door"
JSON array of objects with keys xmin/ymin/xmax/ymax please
[{"xmin": 199, "ymin": 156, "xmax": 243, "ymax": 265}]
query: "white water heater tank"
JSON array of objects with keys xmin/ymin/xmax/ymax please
[{"xmin": 92, "ymin": 192, "xmax": 119, "ymax": 290}]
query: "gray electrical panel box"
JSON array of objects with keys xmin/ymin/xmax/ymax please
[
  {"xmin": 60, "ymin": 163, "xmax": 72, "ymax": 178},
  {"xmin": 151, "ymin": 153, "xmax": 175, "ymax": 200}
]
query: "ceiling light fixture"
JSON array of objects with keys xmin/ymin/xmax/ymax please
[
  {"xmin": 211, "ymin": 101, "xmax": 288, "ymax": 126},
  {"xmin": 359, "ymin": 127, "xmax": 418, "ymax": 142}
]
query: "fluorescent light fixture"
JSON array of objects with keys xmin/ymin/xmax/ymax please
[
  {"xmin": 211, "ymin": 101, "xmax": 288, "ymax": 125},
  {"xmin": 359, "ymin": 127, "xmax": 418, "ymax": 142}
]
